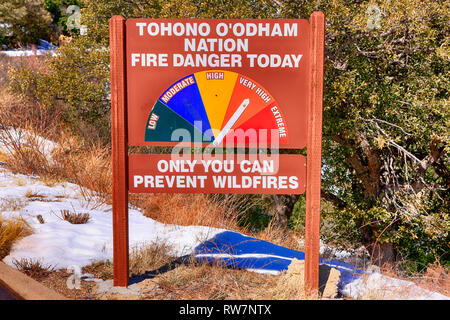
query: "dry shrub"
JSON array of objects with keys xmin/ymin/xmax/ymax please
[
  {"xmin": 253, "ymin": 220, "xmax": 303, "ymax": 249},
  {"xmin": 0, "ymin": 54, "xmax": 48, "ymax": 92},
  {"xmin": 0, "ymin": 55, "xmax": 59, "ymax": 136},
  {"xmin": 83, "ymin": 260, "xmax": 114, "ymax": 281},
  {"xmin": 50, "ymin": 132, "xmax": 112, "ymax": 204},
  {"xmin": 415, "ymin": 262, "xmax": 450, "ymax": 297},
  {"xmin": 60, "ymin": 209, "xmax": 90, "ymax": 224},
  {"xmin": 130, "ymin": 193, "xmax": 248, "ymax": 230},
  {"xmin": 0, "ymin": 120, "xmax": 112, "ymax": 207},
  {"xmin": 0, "ymin": 55, "xmax": 111, "ymax": 206},
  {"xmin": 381, "ymin": 261, "xmax": 450, "ymax": 297},
  {"xmin": 12, "ymin": 258, "xmax": 55, "ymax": 279},
  {"xmin": 0, "ymin": 150, "xmax": 7, "ymax": 162},
  {"xmin": 0, "ymin": 80, "xmax": 61, "ymax": 178},
  {"xmin": 129, "ymin": 242, "xmax": 176, "ymax": 276},
  {"xmin": 0, "ymin": 215, "xmax": 32, "ymax": 260},
  {"xmin": 0, "ymin": 124, "xmax": 55, "ymax": 176},
  {"xmin": 140, "ymin": 260, "xmax": 280, "ymax": 300}
]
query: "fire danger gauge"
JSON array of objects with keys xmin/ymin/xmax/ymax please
[{"xmin": 145, "ymin": 70, "xmax": 288, "ymax": 145}]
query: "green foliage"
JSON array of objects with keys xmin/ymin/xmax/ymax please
[
  {"xmin": 236, "ymin": 195, "xmax": 273, "ymax": 232},
  {"xmin": 0, "ymin": 0, "xmax": 52, "ymax": 46},
  {"xmin": 38, "ymin": 38, "xmax": 110, "ymax": 137},
  {"xmin": 317, "ymin": 0, "xmax": 449, "ymax": 264},
  {"xmin": 238, "ymin": 210, "xmax": 272, "ymax": 232},
  {"xmin": 8, "ymin": 37, "xmax": 110, "ymax": 140},
  {"xmin": 8, "ymin": 66, "xmax": 41, "ymax": 102},
  {"xmin": 289, "ymin": 195, "xmax": 306, "ymax": 232}
]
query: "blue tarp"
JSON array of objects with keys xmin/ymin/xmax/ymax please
[
  {"xmin": 2, "ymin": 39, "xmax": 57, "ymax": 52},
  {"xmin": 194, "ymin": 231, "xmax": 363, "ymax": 289},
  {"xmin": 36, "ymin": 39, "xmax": 57, "ymax": 51}
]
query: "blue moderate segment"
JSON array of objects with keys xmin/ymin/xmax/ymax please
[{"xmin": 159, "ymin": 74, "xmax": 214, "ymax": 140}]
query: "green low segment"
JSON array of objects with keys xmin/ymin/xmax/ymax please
[{"xmin": 145, "ymin": 100, "xmax": 213, "ymax": 143}]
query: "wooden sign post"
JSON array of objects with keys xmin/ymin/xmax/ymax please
[
  {"xmin": 305, "ymin": 11, "xmax": 325, "ymax": 294},
  {"xmin": 110, "ymin": 16, "xmax": 129, "ymax": 287},
  {"xmin": 109, "ymin": 13, "xmax": 325, "ymax": 293}
]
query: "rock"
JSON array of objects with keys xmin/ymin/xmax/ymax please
[
  {"xmin": 321, "ymin": 267, "xmax": 341, "ymax": 299},
  {"xmin": 94, "ymin": 279, "xmax": 142, "ymax": 298},
  {"xmin": 270, "ymin": 258, "xmax": 306, "ymax": 299}
]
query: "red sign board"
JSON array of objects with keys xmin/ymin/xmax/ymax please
[{"xmin": 126, "ymin": 19, "xmax": 310, "ymax": 148}]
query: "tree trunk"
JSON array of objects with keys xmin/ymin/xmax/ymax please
[
  {"xmin": 369, "ymin": 242, "xmax": 396, "ymax": 266},
  {"xmin": 271, "ymin": 194, "xmax": 300, "ymax": 228}
]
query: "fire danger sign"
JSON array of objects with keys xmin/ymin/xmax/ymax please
[{"xmin": 110, "ymin": 13, "xmax": 325, "ymax": 289}]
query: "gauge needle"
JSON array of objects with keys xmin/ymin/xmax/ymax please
[{"xmin": 213, "ymin": 98, "xmax": 250, "ymax": 146}]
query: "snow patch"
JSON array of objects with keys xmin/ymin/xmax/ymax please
[{"xmin": 342, "ymin": 270, "xmax": 449, "ymax": 300}]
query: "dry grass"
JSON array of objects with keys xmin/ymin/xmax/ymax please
[
  {"xmin": 0, "ymin": 197, "xmax": 28, "ymax": 212},
  {"xmin": 267, "ymin": 258, "xmax": 308, "ymax": 299},
  {"xmin": 36, "ymin": 243, "xmax": 280, "ymax": 300},
  {"xmin": 129, "ymin": 242, "xmax": 176, "ymax": 277},
  {"xmin": 252, "ymin": 219, "xmax": 303, "ymax": 249},
  {"xmin": 129, "ymin": 243, "xmax": 280, "ymax": 300},
  {"xmin": 130, "ymin": 193, "xmax": 253, "ymax": 231},
  {"xmin": 1, "ymin": 55, "xmax": 111, "ymax": 208},
  {"xmin": 82, "ymin": 242, "xmax": 296, "ymax": 300},
  {"xmin": 0, "ymin": 215, "xmax": 32, "ymax": 259},
  {"xmin": 60, "ymin": 209, "xmax": 90, "ymax": 224},
  {"xmin": 379, "ymin": 261, "xmax": 450, "ymax": 298},
  {"xmin": 0, "ymin": 150, "xmax": 7, "ymax": 162},
  {"xmin": 415, "ymin": 262, "xmax": 450, "ymax": 297},
  {"xmin": 32, "ymin": 247, "xmax": 337, "ymax": 301},
  {"xmin": 0, "ymin": 124, "xmax": 112, "ymax": 209},
  {"xmin": 94, "ymin": 243, "xmax": 323, "ymax": 300},
  {"xmin": 139, "ymin": 262, "xmax": 280, "ymax": 300},
  {"xmin": 0, "ymin": 122, "xmax": 112, "ymax": 204},
  {"xmin": 50, "ymin": 132, "xmax": 112, "ymax": 205},
  {"xmin": 30, "ymin": 268, "xmax": 99, "ymax": 300},
  {"xmin": 12, "ymin": 258, "xmax": 55, "ymax": 279}
]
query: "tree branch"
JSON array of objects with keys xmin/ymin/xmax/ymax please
[{"xmin": 321, "ymin": 189, "xmax": 346, "ymax": 209}]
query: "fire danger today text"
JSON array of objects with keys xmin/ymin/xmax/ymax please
[{"xmin": 130, "ymin": 21, "xmax": 304, "ymax": 69}]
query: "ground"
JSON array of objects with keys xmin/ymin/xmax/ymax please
[{"xmin": 24, "ymin": 257, "xmax": 342, "ymax": 300}]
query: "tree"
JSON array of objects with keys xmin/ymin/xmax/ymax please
[{"xmin": 280, "ymin": 0, "xmax": 449, "ymax": 265}]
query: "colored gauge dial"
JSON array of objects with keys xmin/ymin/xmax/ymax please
[{"xmin": 145, "ymin": 70, "xmax": 289, "ymax": 146}]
